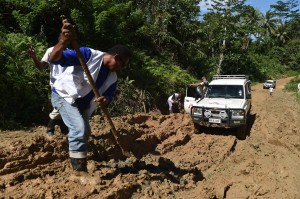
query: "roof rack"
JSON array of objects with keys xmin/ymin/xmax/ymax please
[{"xmin": 212, "ymin": 75, "xmax": 249, "ymax": 80}]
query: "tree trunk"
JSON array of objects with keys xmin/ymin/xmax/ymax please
[
  {"xmin": 216, "ymin": 51, "xmax": 224, "ymax": 75},
  {"xmin": 216, "ymin": 26, "xmax": 226, "ymax": 75}
]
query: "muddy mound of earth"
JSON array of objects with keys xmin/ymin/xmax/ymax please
[{"xmin": 1, "ymin": 77, "xmax": 300, "ymax": 198}]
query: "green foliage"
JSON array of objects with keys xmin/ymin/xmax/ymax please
[
  {"xmin": 248, "ymin": 52, "xmax": 284, "ymax": 80},
  {"xmin": 93, "ymin": 0, "xmax": 136, "ymax": 48},
  {"xmin": 284, "ymin": 76, "xmax": 300, "ymax": 92},
  {"xmin": 106, "ymin": 48, "xmax": 198, "ymax": 115},
  {"xmin": 296, "ymin": 93, "xmax": 300, "ymax": 103},
  {"xmin": 1, "ymin": 0, "xmax": 300, "ymax": 128},
  {"xmin": 0, "ymin": 33, "xmax": 50, "ymax": 129},
  {"xmin": 122, "ymin": 51, "xmax": 197, "ymax": 107},
  {"xmin": 106, "ymin": 77, "xmax": 150, "ymax": 116},
  {"xmin": 284, "ymin": 75, "xmax": 300, "ymax": 103},
  {"xmin": 281, "ymin": 39, "xmax": 300, "ymax": 71}
]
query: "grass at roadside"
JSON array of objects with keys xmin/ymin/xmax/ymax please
[{"xmin": 284, "ymin": 75, "xmax": 300, "ymax": 103}]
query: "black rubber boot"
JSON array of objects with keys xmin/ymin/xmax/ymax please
[
  {"xmin": 70, "ymin": 158, "xmax": 87, "ymax": 172},
  {"xmin": 46, "ymin": 119, "xmax": 56, "ymax": 136},
  {"xmin": 58, "ymin": 119, "xmax": 69, "ymax": 135},
  {"xmin": 69, "ymin": 158, "xmax": 97, "ymax": 185}
]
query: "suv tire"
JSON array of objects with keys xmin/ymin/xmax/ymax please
[
  {"xmin": 236, "ymin": 125, "xmax": 247, "ymax": 140},
  {"xmin": 193, "ymin": 123, "xmax": 201, "ymax": 133}
]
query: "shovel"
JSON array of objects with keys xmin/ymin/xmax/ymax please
[{"xmin": 61, "ymin": 16, "xmax": 131, "ymax": 157}]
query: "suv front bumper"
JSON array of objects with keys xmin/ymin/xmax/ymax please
[
  {"xmin": 192, "ymin": 116, "xmax": 246, "ymax": 128},
  {"xmin": 191, "ymin": 107, "xmax": 247, "ymax": 128}
]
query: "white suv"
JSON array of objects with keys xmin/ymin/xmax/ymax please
[
  {"xmin": 191, "ymin": 75, "xmax": 252, "ymax": 140},
  {"xmin": 263, "ymin": 80, "xmax": 276, "ymax": 89}
]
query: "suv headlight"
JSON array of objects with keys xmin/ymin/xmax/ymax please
[
  {"xmin": 219, "ymin": 111, "xmax": 228, "ymax": 119},
  {"xmin": 230, "ymin": 110, "xmax": 245, "ymax": 119},
  {"xmin": 192, "ymin": 107, "xmax": 202, "ymax": 116}
]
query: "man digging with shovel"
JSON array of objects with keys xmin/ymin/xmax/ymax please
[{"xmin": 49, "ymin": 20, "xmax": 132, "ymax": 174}]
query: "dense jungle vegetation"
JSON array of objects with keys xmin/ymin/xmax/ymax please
[{"xmin": 0, "ymin": 0, "xmax": 299, "ymax": 129}]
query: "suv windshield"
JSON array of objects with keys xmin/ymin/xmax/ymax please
[{"xmin": 207, "ymin": 85, "xmax": 244, "ymax": 99}]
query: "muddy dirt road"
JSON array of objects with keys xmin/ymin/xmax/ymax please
[{"xmin": 1, "ymin": 77, "xmax": 300, "ymax": 198}]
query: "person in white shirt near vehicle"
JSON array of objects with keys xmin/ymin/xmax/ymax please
[
  {"xmin": 298, "ymin": 83, "xmax": 300, "ymax": 93},
  {"xmin": 269, "ymin": 87, "xmax": 273, "ymax": 96},
  {"xmin": 167, "ymin": 93, "xmax": 181, "ymax": 114}
]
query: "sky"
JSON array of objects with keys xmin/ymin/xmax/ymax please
[
  {"xmin": 199, "ymin": 0, "xmax": 300, "ymax": 14},
  {"xmin": 246, "ymin": 0, "xmax": 281, "ymax": 13}
]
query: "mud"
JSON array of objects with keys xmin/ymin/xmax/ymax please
[{"xmin": 1, "ymin": 77, "xmax": 300, "ymax": 198}]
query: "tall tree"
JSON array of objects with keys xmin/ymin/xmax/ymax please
[
  {"xmin": 271, "ymin": 0, "xmax": 300, "ymax": 23},
  {"xmin": 134, "ymin": 0, "xmax": 202, "ymax": 65},
  {"xmin": 261, "ymin": 11, "xmax": 278, "ymax": 37},
  {"xmin": 237, "ymin": 5, "xmax": 261, "ymax": 50},
  {"xmin": 204, "ymin": 0, "xmax": 246, "ymax": 74},
  {"xmin": 268, "ymin": 0, "xmax": 300, "ymax": 45}
]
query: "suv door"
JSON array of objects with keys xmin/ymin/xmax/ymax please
[
  {"xmin": 245, "ymin": 81, "xmax": 252, "ymax": 112},
  {"xmin": 184, "ymin": 85, "xmax": 202, "ymax": 113}
]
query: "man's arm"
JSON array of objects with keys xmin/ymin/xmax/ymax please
[
  {"xmin": 49, "ymin": 22, "xmax": 91, "ymax": 66},
  {"xmin": 27, "ymin": 46, "xmax": 48, "ymax": 70},
  {"xmin": 49, "ymin": 22, "xmax": 75, "ymax": 62}
]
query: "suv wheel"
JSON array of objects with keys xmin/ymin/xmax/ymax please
[
  {"xmin": 236, "ymin": 125, "xmax": 247, "ymax": 140},
  {"xmin": 193, "ymin": 123, "xmax": 201, "ymax": 133}
]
